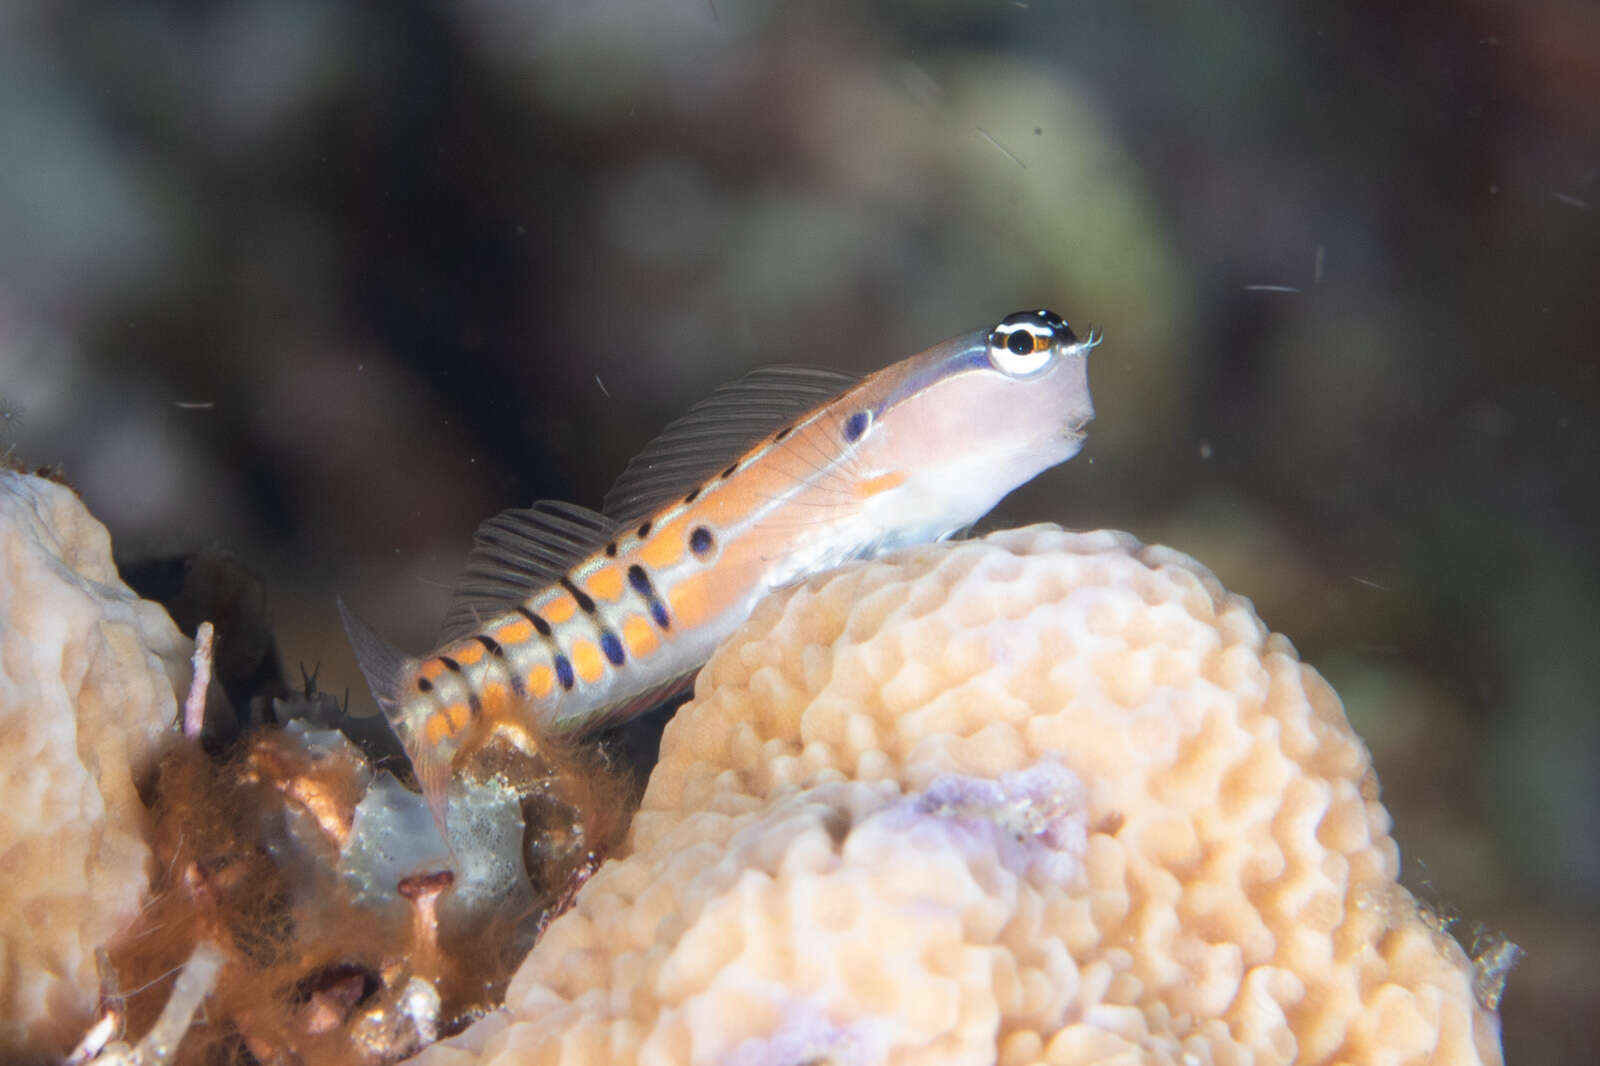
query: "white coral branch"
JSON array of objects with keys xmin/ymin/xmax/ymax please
[{"xmin": 182, "ymin": 621, "xmax": 215, "ymax": 737}]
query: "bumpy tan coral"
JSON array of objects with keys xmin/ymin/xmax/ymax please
[
  {"xmin": 417, "ymin": 527, "xmax": 1503, "ymax": 1066},
  {"xmin": 0, "ymin": 472, "xmax": 190, "ymax": 1060}
]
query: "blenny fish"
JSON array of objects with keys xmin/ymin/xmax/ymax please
[{"xmin": 341, "ymin": 310, "xmax": 1097, "ymax": 824}]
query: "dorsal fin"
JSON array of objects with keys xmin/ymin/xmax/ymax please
[
  {"xmin": 437, "ymin": 500, "xmax": 618, "ymax": 642},
  {"xmin": 601, "ymin": 365, "xmax": 860, "ymax": 525}
]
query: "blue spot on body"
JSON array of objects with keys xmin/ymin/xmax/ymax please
[
  {"xmin": 553, "ymin": 655, "xmax": 575, "ymax": 690},
  {"xmin": 843, "ymin": 410, "xmax": 870, "ymax": 442},
  {"xmin": 600, "ymin": 631, "xmax": 625, "ymax": 666},
  {"xmin": 629, "ymin": 563, "xmax": 672, "ymax": 629}
]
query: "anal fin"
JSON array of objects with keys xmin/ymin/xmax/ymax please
[{"xmin": 559, "ymin": 670, "xmax": 699, "ymax": 737}]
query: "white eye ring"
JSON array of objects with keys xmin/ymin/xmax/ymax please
[{"xmin": 987, "ymin": 326, "xmax": 1054, "ymax": 376}]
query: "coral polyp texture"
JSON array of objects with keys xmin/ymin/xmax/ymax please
[
  {"xmin": 415, "ymin": 526, "xmax": 1503, "ymax": 1066},
  {"xmin": 0, "ymin": 472, "xmax": 191, "ymax": 1060}
]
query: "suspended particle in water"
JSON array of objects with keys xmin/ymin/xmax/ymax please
[
  {"xmin": 0, "ymin": 397, "xmax": 23, "ymax": 468},
  {"xmin": 0, "ymin": 396, "xmax": 22, "ymax": 439}
]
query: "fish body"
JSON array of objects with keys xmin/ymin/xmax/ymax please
[{"xmin": 342, "ymin": 310, "xmax": 1097, "ymax": 817}]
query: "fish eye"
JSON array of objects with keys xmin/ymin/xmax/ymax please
[{"xmin": 988, "ymin": 309, "xmax": 1080, "ymax": 377}]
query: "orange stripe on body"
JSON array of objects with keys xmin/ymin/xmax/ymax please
[
  {"xmin": 479, "ymin": 681, "xmax": 513, "ymax": 719},
  {"xmin": 856, "ymin": 470, "xmax": 907, "ymax": 498},
  {"xmin": 639, "ymin": 516, "xmax": 689, "ymax": 570},
  {"xmin": 569, "ymin": 639, "xmax": 604, "ymax": 684},
  {"xmin": 527, "ymin": 664, "xmax": 556, "ymax": 700},
  {"xmin": 666, "ymin": 571, "xmax": 716, "ymax": 630},
  {"xmin": 703, "ymin": 448, "xmax": 818, "ymax": 526},
  {"xmin": 446, "ymin": 702, "xmax": 471, "ymax": 732},
  {"xmin": 493, "ymin": 618, "xmax": 534, "ymax": 646},
  {"xmin": 621, "ymin": 613, "xmax": 659, "ymax": 658},
  {"xmin": 449, "ymin": 641, "xmax": 485, "ymax": 667},
  {"xmin": 584, "ymin": 564, "xmax": 624, "ymax": 602},
  {"xmin": 697, "ymin": 482, "xmax": 759, "ymax": 527},
  {"xmin": 540, "ymin": 593, "xmax": 578, "ymax": 625},
  {"xmin": 423, "ymin": 712, "xmax": 451, "ymax": 746},
  {"xmin": 418, "ymin": 660, "xmax": 448, "ymax": 681}
]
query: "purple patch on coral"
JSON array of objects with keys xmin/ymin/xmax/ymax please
[
  {"xmin": 720, "ymin": 1003, "xmax": 886, "ymax": 1066},
  {"xmin": 879, "ymin": 760, "xmax": 1087, "ymax": 883}
]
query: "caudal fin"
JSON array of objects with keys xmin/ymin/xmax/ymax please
[
  {"xmin": 336, "ymin": 595, "xmax": 410, "ymax": 722},
  {"xmin": 336, "ymin": 596, "xmax": 458, "ymax": 851}
]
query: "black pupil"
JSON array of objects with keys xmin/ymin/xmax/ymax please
[{"xmin": 1007, "ymin": 331, "xmax": 1035, "ymax": 355}]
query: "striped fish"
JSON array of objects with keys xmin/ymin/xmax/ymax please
[{"xmin": 341, "ymin": 310, "xmax": 1097, "ymax": 825}]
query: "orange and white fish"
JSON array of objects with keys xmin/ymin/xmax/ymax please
[{"xmin": 341, "ymin": 310, "xmax": 1097, "ymax": 822}]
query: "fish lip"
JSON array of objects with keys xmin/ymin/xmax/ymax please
[{"xmin": 1063, "ymin": 407, "xmax": 1095, "ymax": 437}]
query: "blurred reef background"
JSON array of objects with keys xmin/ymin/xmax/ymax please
[{"xmin": 0, "ymin": 1, "xmax": 1594, "ymax": 1063}]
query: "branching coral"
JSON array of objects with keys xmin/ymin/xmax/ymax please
[{"xmin": 417, "ymin": 526, "xmax": 1505, "ymax": 1066}]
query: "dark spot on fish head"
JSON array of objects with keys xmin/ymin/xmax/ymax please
[{"xmin": 689, "ymin": 526, "xmax": 715, "ymax": 557}]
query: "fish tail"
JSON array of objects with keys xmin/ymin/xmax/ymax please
[
  {"xmin": 336, "ymin": 595, "xmax": 413, "ymax": 723},
  {"xmin": 337, "ymin": 596, "xmax": 457, "ymax": 845}
]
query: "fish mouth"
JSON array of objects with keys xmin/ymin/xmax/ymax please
[{"xmin": 1060, "ymin": 408, "xmax": 1094, "ymax": 439}]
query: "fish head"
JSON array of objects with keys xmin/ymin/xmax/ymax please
[{"xmin": 849, "ymin": 309, "xmax": 1097, "ymax": 539}]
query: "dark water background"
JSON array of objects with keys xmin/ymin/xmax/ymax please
[{"xmin": 1, "ymin": 2, "xmax": 1595, "ymax": 1061}]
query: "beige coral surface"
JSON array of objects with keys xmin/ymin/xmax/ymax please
[
  {"xmin": 415, "ymin": 526, "xmax": 1503, "ymax": 1066},
  {"xmin": 0, "ymin": 472, "xmax": 190, "ymax": 1060}
]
